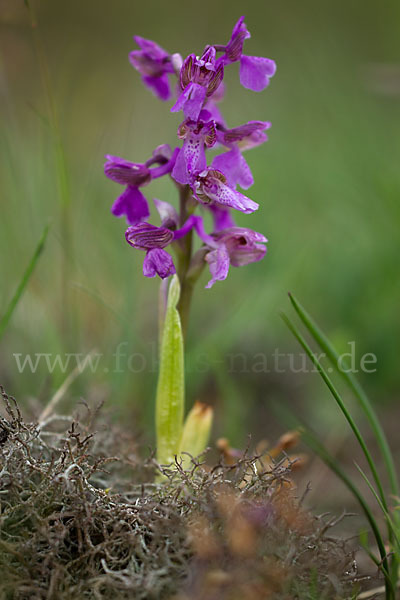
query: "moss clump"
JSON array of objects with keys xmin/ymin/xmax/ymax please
[{"xmin": 0, "ymin": 387, "xmax": 357, "ymax": 599}]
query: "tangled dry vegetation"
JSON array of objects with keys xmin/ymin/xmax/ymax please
[{"xmin": 0, "ymin": 386, "xmax": 359, "ymax": 600}]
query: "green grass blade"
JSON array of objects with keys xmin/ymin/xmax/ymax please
[
  {"xmin": 0, "ymin": 224, "xmax": 50, "ymax": 341},
  {"xmin": 288, "ymin": 293, "xmax": 399, "ymax": 498},
  {"xmin": 299, "ymin": 427, "xmax": 394, "ymax": 597},
  {"xmin": 156, "ymin": 275, "xmax": 185, "ymax": 466},
  {"xmin": 356, "ymin": 462, "xmax": 400, "ymax": 589},
  {"xmin": 272, "ymin": 400, "xmax": 391, "ymax": 589},
  {"xmin": 355, "ymin": 463, "xmax": 400, "ymax": 552},
  {"xmin": 281, "ymin": 311, "xmax": 388, "ymax": 512}
]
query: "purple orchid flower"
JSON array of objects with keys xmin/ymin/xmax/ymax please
[
  {"xmin": 129, "ymin": 36, "xmax": 175, "ymax": 100},
  {"xmin": 104, "ymin": 148, "xmax": 178, "ymax": 226},
  {"xmin": 107, "ymin": 17, "xmax": 275, "ymax": 292},
  {"xmin": 104, "ymin": 156, "xmax": 151, "ymax": 225},
  {"xmin": 125, "ymin": 222, "xmax": 176, "ymax": 279},
  {"xmin": 172, "ymin": 115, "xmax": 217, "ymax": 185},
  {"xmin": 143, "ymin": 249, "xmax": 176, "ymax": 279},
  {"xmin": 173, "ymin": 215, "xmax": 267, "ymax": 287},
  {"xmin": 171, "ymin": 47, "xmax": 224, "ymax": 120},
  {"xmin": 205, "ymin": 226, "xmax": 267, "ymax": 288},
  {"xmin": 221, "ymin": 17, "xmax": 276, "ymax": 92},
  {"xmin": 192, "ymin": 168, "xmax": 259, "ymax": 214}
]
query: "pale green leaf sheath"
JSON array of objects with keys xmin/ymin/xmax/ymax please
[
  {"xmin": 179, "ymin": 402, "xmax": 213, "ymax": 469},
  {"xmin": 156, "ymin": 275, "xmax": 185, "ymax": 466}
]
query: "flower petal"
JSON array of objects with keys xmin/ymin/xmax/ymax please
[
  {"xmin": 171, "ymin": 148, "xmax": 189, "ymax": 184},
  {"xmin": 153, "ymin": 198, "xmax": 179, "ymax": 229},
  {"xmin": 212, "ymin": 147, "xmax": 254, "ymax": 190},
  {"xmin": 104, "ymin": 156, "xmax": 151, "ymax": 187},
  {"xmin": 125, "ymin": 222, "xmax": 173, "ymax": 249},
  {"xmin": 205, "ymin": 246, "xmax": 230, "ymax": 288},
  {"xmin": 221, "ymin": 120, "xmax": 270, "ymax": 145},
  {"xmin": 111, "ymin": 186, "xmax": 150, "ymax": 225},
  {"xmin": 239, "ymin": 55, "xmax": 276, "ymax": 92},
  {"xmin": 143, "ymin": 248, "xmax": 176, "ymax": 279},
  {"xmin": 142, "ymin": 73, "xmax": 171, "ymax": 101},
  {"xmin": 171, "ymin": 83, "xmax": 207, "ymax": 120},
  {"xmin": 208, "ymin": 205, "xmax": 236, "ymax": 231},
  {"xmin": 224, "ymin": 16, "xmax": 250, "ymax": 62},
  {"xmin": 214, "ymin": 227, "xmax": 267, "ymax": 266},
  {"xmin": 195, "ymin": 170, "xmax": 258, "ymax": 213}
]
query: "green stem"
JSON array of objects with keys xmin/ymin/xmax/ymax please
[{"xmin": 176, "ymin": 185, "xmax": 194, "ymax": 339}]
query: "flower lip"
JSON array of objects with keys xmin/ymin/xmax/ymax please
[
  {"xmin": 177, "ymin": 118, "xmax": 217, "ymax": 147},
  {"xmin": 104, "ymin": 156, "xmax": 151, "ymax": 187},
  {"xmin": 143, "ymin": 248, "xmax": 176, "ymax": 279},
  {"xmin": 194, "ymin": 168, "xmax": 259, "ymax": 214},
  {"xmin": 125, "ymin": 222, "xmax": 174, "ymax": 249}
]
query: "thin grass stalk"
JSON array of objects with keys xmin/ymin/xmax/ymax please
[
  {"xmin": 0, "ymin": 224, "xmax": 50, "ymax": 341},
  {"xmin": 300, "ymin": 428, "xmax": 395, "ymax": 600},
  {"xmin": 288, "ymin": 293, "xmax": 399, "ymax": 499},
  {"xmin": 281, "ymin": 312, "xmax": 388, "ymax": 512},
  {"xmin": 287, "ymin": 294, "xmax": 400, "ymax": 588}
]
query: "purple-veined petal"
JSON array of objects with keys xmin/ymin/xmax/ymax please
[
  {"xmin": 104, "ymin": 156, "xmax": 151, "ymax": 187},
  {"xmin": 206, "ymin": 60, "xmax": 224, "ymax": 97},
  {"xmin": 240, "ymin": 55, "xmax": 276, "ymax": 92},
  {"xmin": 224, "ymin": 16, "xmax": 250, "ymax": 63},
  {"xmin": 221, "ymin": 120, "xmax": 270, "ymax": 145},
  {"xmin": 111, "ymin": 186, "xmax": 150, "ymax": 225},
  {"xmin": 180, "ymin": 54, "xmax": 196, "ymax": 90},
  {"xmin": 205, "ymin": 245, "xmax": 230, "ymax": 288},
  {"xmin": 143, "ymin": 248, "xmax": 176, "ymax": 279},
  {"xmin": 125, "ymin": 222, "xmax": 173, "ymax": 249}
]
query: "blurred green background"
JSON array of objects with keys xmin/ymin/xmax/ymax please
[{"xmin": 1, "ymin": 0, "xmax": 400, "ymax": 450}]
